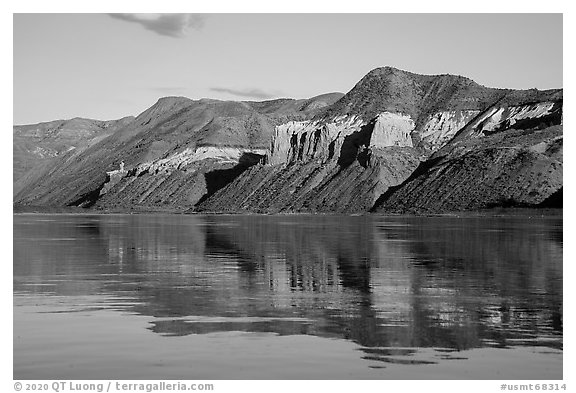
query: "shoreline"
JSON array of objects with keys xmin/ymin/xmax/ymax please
[{"xmin": 12, "ymin": 204, "xmax": 563, "ymax": 218}]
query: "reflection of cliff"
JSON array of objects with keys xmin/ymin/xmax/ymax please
[
  {"xmin": 373, "ymin": 216, "xmax": 563, "ymax": 349},
  {"xmin": 190, "ymin": 214, "xmax": 563, "ymax": 349},
  {"xmin": 202, "ymin": 215, "xmax": 376, "ymax": 291},
  {"xmin": 14, "ymin": 214, "xmax": 562, "ymax": 351}
]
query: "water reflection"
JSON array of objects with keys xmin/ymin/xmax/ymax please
[{"xmin": 14, "ymin": 213, "xmax": 563, "ymax": 356}]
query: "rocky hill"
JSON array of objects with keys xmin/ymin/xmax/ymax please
[{"xmin": 13, "ymin": 67, "xmax": 562, "ymax": 214}]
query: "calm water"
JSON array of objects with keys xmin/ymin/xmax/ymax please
[{"xmin": 13, "ymin": 213, "xmax": 563, "ymax": 379}]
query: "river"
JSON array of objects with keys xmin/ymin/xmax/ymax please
[{"xmin": 13, "ymin": 212, "xmax": 563, "ymax": 379}]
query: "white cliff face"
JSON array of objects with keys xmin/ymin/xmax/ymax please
[
  {"xmin": 268, "ymin": 115, "xmax": 366, "ymax": 165},
  {"xmin": 420, "ymin": 110, "xmax": 480, "ymax": 150},
  {"xmin": 370, "ymin": 112, "xmax": 414, "ymax": 148},
  {"xmin": 323, "ymin": 115, "xmax": 366, "ymax": 161},
  {"xmin": 323, "ymin": 115, "xmax": 365, "ymax": 141},
  {"xmin": 268, "ymin": 113, "xmax": 420, "ymax": 166},
  {"xmin": 102, "ymin": 146, "xmax": 267, "ymax": 183},
  {"xmin": 135, "ymin": 146, "xmax": 267, "ymax": 176},
  {"xmin": 269, "ymin": 120, "xmax": 319, "ymax": 165},
  {"xmin": 100, "ymin": 146, "xmax": 267, "ymax": 197},
  {"xmin": 467, "ymin": 102, "xmax": 558, "ymax": 137},
  {"xmin": 98, "ymin": 145, "xmax": 268, "ymax": 199}
]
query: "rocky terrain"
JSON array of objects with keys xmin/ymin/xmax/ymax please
[{"xmin": 13, "ymin": 67, "xmax": 563, "ymax": 214}]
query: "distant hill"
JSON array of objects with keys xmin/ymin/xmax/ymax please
[{"xmin": 13, "ymin": 116, "xmax": 134, "ymax": 194}]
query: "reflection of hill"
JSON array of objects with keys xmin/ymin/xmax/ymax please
[
  {"xmin": 202, "ymin": 215, "xmax": 376, "ymax": 291},
  {"xmin": 374, "ymin": 216, "xmax": 563, "ymax": 349},
  {"xmin": 14, "ymin": 216, "xmax": 113, "ymax": 296},
  {"xmin": 14, "ymin": 214, "xmax": 562, "ymax": 351}
]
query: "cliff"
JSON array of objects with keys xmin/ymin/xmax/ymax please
[
  {"xmin": 196, "ymin": 68, "xmax": 562, "ymax": 213},
  {"xmin": 13, "ymin": 67, "xmax": 563, "ymax": 214},
  {"xmin": 195, "ymin": 113, "xmax": 421, "ymax": 213}
]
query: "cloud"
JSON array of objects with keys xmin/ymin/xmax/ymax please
[
  {"xmin": 210, "ymin": 87, "xmax": 280, "ymax": 100},
  {"xmin": 108, "ymin": 13, "xmax": 204, "ymax": 38}
]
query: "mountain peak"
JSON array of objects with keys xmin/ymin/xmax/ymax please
[
  {"xmin": 319, "ymin": 67, "xmax": 504, "ymax": 122},
  {"xmin": 154, "ymin": 96, "xmax": 194, "ymax": 106},
  {"xmin": 366, "ymin": 65, "xmax": 407, "ymax": 75},
  {"xmin": 364, "ymin": 66, "xmax": 478, "ymax": 85},
  {"xmin": 363, "ymin": 66, "xmax": 426, "ymax": 80}
]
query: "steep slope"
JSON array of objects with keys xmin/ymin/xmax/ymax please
[
  {"xmin": 196, "ymin": 147, "xmax": 420, "ymax": 213},
  {"xmin": 374, "ymin": 127, "xmax": 562, "ymax": 214},
  {"xmin": 321, "ymin": 67, "xmax": 500, "ymax": 121}
]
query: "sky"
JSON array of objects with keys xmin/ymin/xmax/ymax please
[{"xmin": 13, "ymin": 13, "xmax": 563, "ymax": 125}]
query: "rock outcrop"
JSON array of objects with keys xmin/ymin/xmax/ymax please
[
  {"xmin": 267, "ymin": 115, "xmax": 366, "ymax": 165},
  {"xmin": 451, "ymin": 100, "xmax": 562, "ymax": 142},
  {"xmin": 371, "ymin": 112, "xmax": 414, "ymax": 148},
  {"xmin": 419, "ymin": 110, "xmax": 480, "ymax": 150}
]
